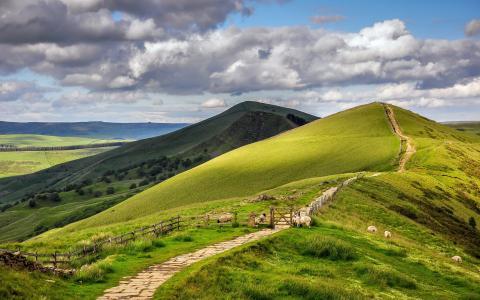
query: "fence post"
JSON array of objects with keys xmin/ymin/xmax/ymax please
[
  {"xmin": 270, "ymin": 207, "xmax": 275, "ymax": 229},
  {"xmin": 35, "ymin": 251, "xmax": 38, "ymax": 262},
  {"xmin": 131, "ymin": 231, "xmax": 135, "ymax": 241},
  {"xmin": 177, "ymin": 216, "xmax": 180, "ymax": 230},
  {"xmin": 289, "ymin": 207, "xmax": 293, "ymax": 224},
  {"xmin": 53, "ymin": 252, "xmax": 57, "ymax": 268}
]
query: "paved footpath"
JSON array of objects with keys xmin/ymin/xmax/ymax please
[{"xmin": 98, "ymin": 226, "xmax": 287, "ymax": 300}]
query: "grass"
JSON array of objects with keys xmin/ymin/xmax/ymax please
[
  {"xmin": 0, "ymin": 134, "xmax": 125, "ymax": 178},
  {"xmin": 0, "ymin": 148, "xmax": 114, "ymax": 178},
  {"xmin": 154, "ymin": 226, "xmax": 480, "ymax": 299},
  {"xmin": 70, "ymin": 103, "xmax": 399, "ymax": 229}
]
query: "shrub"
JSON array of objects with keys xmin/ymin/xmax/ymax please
[
  {"xmin": 124, "ymin": 239, "xmax": 154, "ymax": 253},
  {"xmin": 28, "ymin": 199, "xmax": 37, "ymax": 208},
  {"xmin": 129, "ymin": 183, "xmax": 137, "ymax": 189},
  {"xmin": 301, "ymin": 236, "xmax": 357, "ymax": 261},
  {"xmin": 139, "ymin": 179, "xmax": 149, "ymax": 186},
  {"xmin": 152, "ymin": 240, "xmax": 166, "ymax": 248},
  {"xmin": 106, "ymin": 187, "xmax": 115, "ymax": 195},
  {"xmin": 93, "ymin": 191, "xmax": 103, "ymax": 198},
  {"xmin": 174, "ymin": 234, "xmax": 193, "ymax": 242},
  {"xmin": 469, "ymin": 217, "xmax": 477, "ymax": 230}
]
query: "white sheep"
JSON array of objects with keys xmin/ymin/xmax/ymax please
[
  {"xmin": 300, "ymin": 215, "xmax": 312, "ymax": 228},
  {"xmin": 254, "ymin": 213, "xmax": 267, "ymax": 226},
  {"xmin": 293, "ymin": 213, "xmax": 301, "ymax": 227},
  {"xmin": 384, "ymin": 231, "xmax": 392, "ymax": 238},
  {"xmin": 451, "ymin": 255, "xmax": 462, "ymax": 263},
  {"xmin": 367, "ymin": 225, "xmax": 377, "ymax": 233},
  {"xmin": 217, "ymin": 213, "xmax": 233, "ymax": 223}
]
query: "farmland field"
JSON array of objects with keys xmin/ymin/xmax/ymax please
[{"xmin": 0, "ymin": 134, "xmax": 125, "ymax": 178}]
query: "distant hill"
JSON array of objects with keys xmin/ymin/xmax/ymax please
[
  {"xmin": 0, "ymin": 121, "xmax": 189, "ymax": 140},
  {"xmin": 0, "ymin": 101, "xmax": 317, "ymax": 241},
  {"xmin": 443, "ymin": 121, "xmax": 480, "ymax": 136}
]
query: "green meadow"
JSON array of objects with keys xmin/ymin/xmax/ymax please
[{"xmin": 0, "ymin": 134, "xmax": 124, "ymax": 178}]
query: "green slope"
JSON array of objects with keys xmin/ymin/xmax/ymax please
[
  {"xmin": 444, "ymin": 121, "xmax": 480, "ymax": 136},
  {"xmin": 0, "ymin": 102, "xmax": 317, "ymax": 242},
  {"xmin": 72, "ymin": 103, "xmax": 400, "ymax": 229}
]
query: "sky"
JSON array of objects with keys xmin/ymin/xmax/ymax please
[{"xmin": 0, "ymin": 0, "xmax": 479, "ymax": 123}]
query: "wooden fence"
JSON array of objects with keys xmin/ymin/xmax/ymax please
[{"xmin": 0, "ymin": 216, "xmax": 182, "ymax": 268}]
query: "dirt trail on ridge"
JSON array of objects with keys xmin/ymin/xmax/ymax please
[{"xmin": 384, "ymin": 104, "xmax": 416, "ymax": 172}]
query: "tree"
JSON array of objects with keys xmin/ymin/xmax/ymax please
[
  {"xmin": 129, "ymin": 183, "xmax": 137, "ymax": 189},
  {"xmin": 28, "ymin": 199, "xmax": 37, "ymax": 208},
  {"xmin": 76, "ymin": 188, "xmax": 85, "ymax": 196},
  {"xmin": 49, "ymin": 192, "xmax": 61, "ymax": 202},
  {"xmin": 106, "ymin": 187, "xmax": 115, "ymax": 195},
  {"xmin": 469, "ymin": 216, "xmax": 477, "ymax": 230}
]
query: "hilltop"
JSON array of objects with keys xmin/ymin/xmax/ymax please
[{"xmin": 0, "ymin": 101, "xmax": 317, "ymax": 242}]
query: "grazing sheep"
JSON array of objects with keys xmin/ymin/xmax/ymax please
[
  {"xmin": 367, "ymin": 225, "xmax": 377, "ymax": 233},
  {"xmin": 384, "ymin": 231, "xmax": 392, "ymax": 238},
  {"xmin": 217, "ymin": 213, "xmax": 233, "ymax": 223},
  {"xmin": 254, "ymin": 213, "xmax": 267, "ymax": 226},
  {"xmin": 293, "ymin": 213, "xmax": 301, "ymax": 227},
  {"xmin": 300, "ymin": 215, "xmax": 312, "ymax": 228},
  {"xmin": 451, "ymin": 255, "xmax": 462, "ymax": 263}
]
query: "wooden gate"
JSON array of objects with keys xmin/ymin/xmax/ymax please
[{"xmin": 269, "ymin": 206, "xmax": 293, "ymax": 228}]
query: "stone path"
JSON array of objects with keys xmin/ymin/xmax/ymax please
[
  {"xmin": 384, "ymin": 104, "xmax": 416, "ymax": 172},
  {"xmin": 98, "ymin": 226, "xmax": 287, "ymax": 300}
]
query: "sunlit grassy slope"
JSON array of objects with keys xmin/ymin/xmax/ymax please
[
  {"xmin": 71, "ymin": 103, "xmax": 399, "ymax": 228},
  {"xmin": 154, "ymin": 107, "xmax": 480, "ymax": 300}
]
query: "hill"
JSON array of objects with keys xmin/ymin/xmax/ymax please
[
  {"xmin": 65, "ymin": 103, "xmax": 400, "ymax": 229},
  {"xmin": 0, "ymin": 101, "xmax": 317, "ymax": 242},
  {"xmin": 444, "ymin": 121, "xmax": 480, "ymax": 136},
  {"xmin": 2, "ymin": 102, "xmax": 479, "ymax": 299},
  {"xmin": 0, "ymin": 121, "xmax": 188, "ymax": 140}
]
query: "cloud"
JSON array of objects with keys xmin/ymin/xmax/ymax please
[
  {"xmin": 0, "ymin": 80, "xmax": 51, "ymax": 102},
  {"xmin": 123, "ymin": 20, "xmax": 480, "ymax": 95},
  {"xmin": 465, "ymin": 19, "xmax": 480, "ymax": 36},
  {"xmin": 201, "ymin": 98, "xmax": 227, "ymax": 108},
  {"xmin": 311, "ymin": 15, "xmax": 344, "ymax": 24}
]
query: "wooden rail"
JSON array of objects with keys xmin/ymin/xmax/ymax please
[{"xmin": 0, "ymin": 216, "xmax": 182, "ymax": 268}]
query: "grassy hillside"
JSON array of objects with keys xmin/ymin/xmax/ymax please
[
  {"xmin": 1, "ymin": 102, "xmax": 479, "ymax": 299},
  {"xmin": 153, "ymin": 107, "xmax": 480, "ymax": 299},
  {"xmin": 67, "ymin": 103, "xmax": 399, "ymax": 229},
  {"xmin": 0, "ymin": 121, "xmax": 188, "ymax": 140},
  {"xmin": 0, "ymin": 102, "xmax": 317, "ymax": 242}
]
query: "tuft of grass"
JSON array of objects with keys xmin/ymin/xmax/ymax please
[
  {"xmin": 355, "ymin": 264, "xmax": 417, "ymax": 290},
  {"xmin": 74, "ymin": 256, "xmax": 115, "ymax": 283},
  {"xmin": 173, "ymin": 234, "xmax": 194, "ymax": 242},
  {"xmin": 280, "ymin": 278, "xmax": 365, "ymax": 300},
  {"xmin": 301, "ymin": 235, "xmax": 357, "ymax": 261}
]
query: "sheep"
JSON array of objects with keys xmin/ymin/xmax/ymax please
[
  {"xmin": 292, "ymin": 212, "xmax": 311, "ymax": 228},
  {"xmin": 451, "ymin": 255, "xmax": 462, "ymax": 263},
  {"xmin": 254, "ymin": 213, "xmax": 267, "ymax": 226},
  {"xmin": 300, "ymin": 215, "xmax": 312, "ymax": 228},
  {"xmin": 384, "ymin": 230, "xmax": 392, "ymax": 238},
  {"xmin": 217, "ymin": 213, "xmax": 233, "ymax": 223},
  {"xmin": 367, "ymin": 225, "xmax": 377, "ymax": 233}
]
